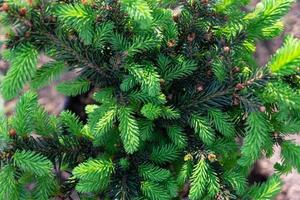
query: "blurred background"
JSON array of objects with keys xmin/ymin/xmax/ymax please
[{"xmin": 0, "ymin": 1, "xmax": 300, "ymax": 199}]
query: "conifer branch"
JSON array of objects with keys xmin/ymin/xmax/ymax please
[
  {"xmin": 0, "ymin": 0, "xmax": 299, "ymax": 198},
  {"xmin": 118, "ymin": 106, "xmax": 140, "ymax": 154},
  {"xmin": 44, "ymin": 32, "xmax": 107, "ymax": 77}
]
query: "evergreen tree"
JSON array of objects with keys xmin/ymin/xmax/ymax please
[{"xmin": 0, "ymin": 0, "xmax": 300, "ymax": 199}]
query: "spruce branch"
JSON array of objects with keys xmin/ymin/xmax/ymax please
[
  {"xmin": 141, "ymin": 103, "xmax": 162, "ymax": 120},
  {"xmin": 245, "ymin": 0, "xmax": 295, "ymax": 39},
  {"xmin": 238, "ymin": 112, "xmax": 272, "ymax": 167},
  {"xmin": 0, "ymin": 165, "xmax": 18, "ymax": 200},
  {"xmin": 281, "ymin": 141, "xmax": 300, "ymax": 172},
  {"xmin": 141, "ymin": 181, "xmax": 171, "ymax": 200},
  {"xmin": 223, "ymin": 170, "xmax": 247, "ymax": 194},
  {"xmin": 1, "ymin": 43, "xmax": 38, "ymax": 100},
  {"xmin": 33, "ymin": 175, "xmax": 58, "ymax": 200},
  {"xmin": 177, "ymin": 160, "xmax": 193, "ymax": 187},
  {"xmin": 150, "ymin": 144, "xmax": 180, "ymax": 165},
  {"xmin": 60, "ymin": 111, "xmax": 84, "ymax": 136},
  {"xmin": 162, "ymin": 56, "xmax": 198, "ymax": 82},
  {"xmin": 43, "ymin": 32, "xmax": 107, "ymax": 77},
  {"xmin": 120, "ymin": 0, "xmax": 153, "ymax": 29},
  {"xmin": 127, "ymin": 64, "xmax": 161, "ymax": 97},
  {"xmin": 56, "ymin": 78, "xmax": 91, "ymax": 96},
  {"xmin": 139, "ymin": 163, "xmax": 171, "ymax": 182},
  {"xmin": 31, "ymin": 61, "xmax": 65, "ymax": 89},
  {"xmin": 248, "ymin": 175, "xmax": 282, "ymax": 200},
  {"xmin": 167, "ymin": 125, "xmax": 188, "ymax": 149},
  {"xmin": 0, "ymin": 0, "xmax": 299, "ymax": 198},
  {"xmin": 190, "ymin": 114, "xmax": 215, "ymax": 145},
  {"xmin": 73, "ymin": 158, "xmax": 114, "ymax": 192},
  {"xmin": 11, "ymin": 91, "xmax": 38, "ymax": 136},
  {"xmin": 208, "ymin": 109, "xmax": 235, "ymax": 138},
  {"xmin": 189, "ymin": 156, "xmax": 208, "ymax": 200},
  {"xmin": 34, "ymin": 106, "xmax": 58, "ymax": 136},
  {"xmin": 54, "ymin": 3, "xmax": 96, "ymax": 45},
  {"xmin": 13, "ymin": 150, "xmax": 53, "ymax": 177},
  {"xmin": 268, "ymin": 35, "xmax": 300, "ymax": 76},
  {"xmin": 93, "ymin": 22, "xmax": 115, "ymax": 49},
  {"xmin": 95, "ymin": 106, "xmax": 118, "ymax": 137},
  {"xmin": 118, "ymin": 106, "xmax": 140, "ymax": 154},
  {"xmin": 93, "ymin": 87, "xmax": 115, "ymax": 104}
]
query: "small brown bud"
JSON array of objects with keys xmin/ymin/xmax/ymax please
[
  {"xmin": 19, "ymin": 7, "xmax": 27, "ymax": 16},
  {"xmin": 5, "ymin": 32, "xmax": 12, "ymax": 39},
  {"xmin": 173, "ymin": 15, "xmax": 179, "ymax": 22},
  {"xmin": 96, "ymin": 14, "xmax": 101, "ymax": 22},
  {"xmin": 204, "ymin": 32, "xmax": 212, "ymax": 41},
  {"xmin": 50, "ymin": 16, "xmax": 56, "ymax": 23},
  {"xmin": 9, "ymin": 129, "xmax": 17, "ymax": 137},
  {"xmin": 123, "ymin": 51, "xmax": 129, "ymax": 57},
  {"xmin": 223, "ymin": 46, "xmax": 230, "ymax": 53},
  {"xmin": 232, "ymin": 94, "xmax": 240, "ymax": 106},
  {"xmin": 201, "ymin": 0, "xmax": 209, "ymax": 4},
  {"xmin": 68, "ymin": 34, "xmax": 76, "ymax": 40},
  {"xmin": 23, "ymin": 20, "xmax": 33, "ymax": 28},
  {"xmin": 208, "ymin": 153, "xmax": 217, "ymax": 162},
  {"xmin": 233, "ymin": 98, "xmax": 240, "ymax": 106},
  {"xmin": 232, "ymin": 67, "xmax": 241, "ymax": 73},
  {"xmin": 167, "ymin": 39, "xmax": 176, "ymax": 48},
  {"xmin": 159, "ymin": 79, "xmax": 165, "ymax": 85},
  {"xmin": 273, "ymin": 132, "xmax": 279, "ymax": 138},
  {"xmin": 232, "ymin": 93, "xmax": 238, "ymax": 98},
  {"xmin": 25, "ymin": 32, "xmax": 31, "ymax": 38},
  {"xmin": 196, "ymin": 84, "xmax": 204, "ymax": 92},
  {"xmin": 235, "ymin": 83, "xmax": 245, "ymax": 90},
  {"xmin": 259, "ymin": 106, "xmax": 266, "ymax": 112},
  {"xmin": 207, "ymin": 69, "xmax": 212, "ymax": 77},
  {"xmin": 187, "ymin": 33, "xmax": 196, "ymax": 42},
  {"xmin": 1, "ymin": 3, "xmax": 9, "ymax": 12},
  {"xmin": 172, "ymin": 12, "xmax": 180, "ymax": 22},
  {"xmin": 103, "ymin": 5, "xmax": 113, "ymax": 10}
]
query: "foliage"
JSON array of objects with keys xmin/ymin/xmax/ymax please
[{"xmin": 0, "ymin": 0, "xmax": 299, "ymax": 199}]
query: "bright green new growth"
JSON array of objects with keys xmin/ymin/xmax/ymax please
[
  {"xmin": 268, "ymin": 35, "xmax": 300, "ymax": 75},
  {"xmin": 73, "ymin": 158, "xmax": 114, "ymax": 192},
  {"xmin": 118, "ymin": 106, "xmax": 140, "ymax": 154},
  {"xmin": 13, "ymin": 150, "xmax": 53, "ymax": 177},
  {"xmin": 11, "ymin": 91, "xmax": 37, "ymax": 136},
  {"xmin": 248, "ymin": 175, "xmax": 283, "ymax": 200},
  {"xmin": 139, "ymin": 163, "xmax": 171, "ymax": 182},
  {"xmin": 31, "ymin": 61, "xmax": 65, "ymax": 89},
  {"xmin": 2, "ymin": 44, "xmax": 38, "ymax": 99},
  {"xmin": 55, "ymin": 4, "xmax": 96, "ymax": 45},
  {"xmin": 189, "ymin": 157, "xmax": 209, "ymax": 199},
  {"xmin": 0, "ymin": 0, "xmax": 300, "ymax": 199},
  {"xmin": 0, "ymin": 166, "xmax": 18, "ymax": 200},
  {"xmin": 56, "ymin": 78, "xmax": 91, "ymax": 96},
  {"xmin": 60, "ymin": 110, "xmax": 84, "ymax": 136},
  {"xmin": 190, "ymin": 114, "xmax": 215, "ymax": 145}
]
